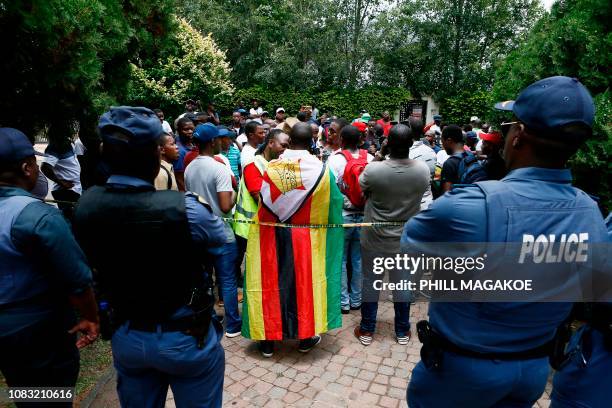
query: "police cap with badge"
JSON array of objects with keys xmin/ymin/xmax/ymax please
[
  {"xmin": 98, "ymin": 106, "xmax": 165, "ymax": 146},
  {"xmin": 495, "ymin": 76, "xmax": 595, "ymax": 139},
  {"xmin": 0, "ymin": 127, "xmax": 36, "ymax": 164}
]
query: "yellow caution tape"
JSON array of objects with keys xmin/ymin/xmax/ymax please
[{"xmin": 44, "ymin": 199, "xmax": 404, "ymax": 229}]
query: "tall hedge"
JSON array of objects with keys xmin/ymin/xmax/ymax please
[
  {"xmin": 231, "ymin": 86, "xmax": 412, "ymax": 120},
  {"xmin": 439, "ymin": 91, "xmax": 493, "ymax": 126}
]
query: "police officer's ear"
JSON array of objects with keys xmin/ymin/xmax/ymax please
[
  {"xmin": 20, "ymin": 157, "xmax": 39, "ymax": 188},
  {"xmin": 511, "ymin": 123, "xmax": 526, "ymax": 148},
  {"xmin": 21, "ymin": 157, "xmax": 38, "ymax": 177}
]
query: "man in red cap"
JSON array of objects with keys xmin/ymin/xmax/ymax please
[
  {"xmin": 480, "ymin": 131, "xmax": 506, "ymax": 180},
  {"xmin": 352, "ymin": 121, "xmax": 368, "ymax": 149}
]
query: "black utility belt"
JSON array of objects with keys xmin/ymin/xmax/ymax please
[
  {"xmin": 127, "ymin": 315, "xmax": 202, "ymax": 333},
  {"xmin": 0, "ymin": 293, "xmax": 55, "ymax": 311},
  {"xmin": 431, "ymin": 330, "xmax": 552, "ymax": 361},
  {"xmin": 417, "ymin": 321, "xmax": 553, "ymax": 361}
]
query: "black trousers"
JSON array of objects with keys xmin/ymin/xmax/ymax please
[
  {"xmin": 0, "ymin": 316, "xmax": 79, "ymax": 407},
  {"xmin": 51, "ymin": 189, "xmax": 81, "ymax": 223}
]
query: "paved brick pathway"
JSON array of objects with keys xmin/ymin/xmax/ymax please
[{"xmin": 88, "ymin": 299, "xmax": 553, "ymax": 407}]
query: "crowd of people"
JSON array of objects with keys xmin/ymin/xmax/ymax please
[{"xmin": 0, "ymin": 76, "xmax": 610, "ymax": 408}]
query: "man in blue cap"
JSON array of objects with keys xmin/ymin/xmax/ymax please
[
  {"xmin": 73, "ymin": 107, "xmax": 227, "ymax": 407},
  {"xmin": 402, "ymin": 76, "xmax": 609, "ymax": 407},
  {"xmin": 185, "ymin": 123, "xmax": 242, "ymax": 338},
  {"xmin": 0, "ymin": 128, "xmax": 99, "ymax": 403}
]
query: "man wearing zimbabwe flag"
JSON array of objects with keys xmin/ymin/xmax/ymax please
[{"xmin": 241, "ymin": 122, "xmax": 344, "ymax": 357}]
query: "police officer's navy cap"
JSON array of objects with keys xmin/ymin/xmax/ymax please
[
  {"xmin": 0, "ymin": 127, "xmax": 35, "ymax": 162},
  {"xmin": 433, "ymin": 114, "xmax": 442, "ymax": 121},
  {"xmin": 193, "ymin": 123, "xmax": 219, "ymax": 143},
  {"xmin": 494, "ymin": 76, "xmax": 595, "ymax": 130},
  {"xmin": 216, "ymin": 125, "xmax": 234, "ymax": 138},
  {"xmin": 98, "ymin": 106, "xmax": 164, "ymax": 146}
]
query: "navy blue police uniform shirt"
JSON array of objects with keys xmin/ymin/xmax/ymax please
[
  {"xmin": 0, "ymin": 186, "xmax": 92, "ymax": 336},
  {"xmin": 105, "ymin": 175, "xmax": 227, "ymax": 247},
  {"xmin": 401, "ymin": 167, "xmax": 608, "ymax": 353}
]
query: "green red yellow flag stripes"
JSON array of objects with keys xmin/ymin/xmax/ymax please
[{"xmin": 242, "ymin": 159, "xmax": 343, "ymax": 340}]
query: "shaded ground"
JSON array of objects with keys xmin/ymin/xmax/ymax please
[{"xmin": 88, "ymin": 300, "xmax": 553, "ymax": 407}]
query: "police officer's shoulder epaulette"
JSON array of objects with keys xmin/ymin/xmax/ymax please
[
  {"xmin": 450, "ymin": 183, "xmax": 478, "ymax": 190},
  {"xmin": 187, "ymin": 192, "xmax": 213, "ymax": 212},
  {"xmin": 446, "ymin": 183, "xmax": 487, "ymax": 200}
]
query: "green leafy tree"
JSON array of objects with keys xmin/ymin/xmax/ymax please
[
  {"xmin": 0, "ymin": 0, "xmax": 176, "ymax": 146},
  {"xmin": 177, "ymin": 0, "xmax": 384, "ymax": 90},
  {"xmin": 127, "ymin": 18, "xmax": 234, "ymax": 119},
  {"xmin": 492, "ymin": 0, "xmax": 612, "ymax": 211},
  {"xmin": 371, "ymin": 0, "xmax": 542, "ymax": 100}
]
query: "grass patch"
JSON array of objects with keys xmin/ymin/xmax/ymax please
[{"xmin": 74, "ymin": 340, "xmax": 113, "ymax": 403}]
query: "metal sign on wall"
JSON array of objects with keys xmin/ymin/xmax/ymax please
[{"xmin": 399, "ymin": 100, "xmax": 428, "ymax": 123}]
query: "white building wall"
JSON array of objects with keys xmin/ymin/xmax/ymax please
[
  {"xmin": 421, "ymin": 96, "xmax": 440, "ymax": 124},
  {"xmin": 392, "ymin": 96, "xmax": 439, "ymax": 124}
]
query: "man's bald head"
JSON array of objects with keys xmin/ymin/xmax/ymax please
[{"xmin": 290, "ymin": 122, "xmax": 313, "ymax": 150}]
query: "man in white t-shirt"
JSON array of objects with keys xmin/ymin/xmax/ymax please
[
  {"xmin": 40, "ymin": 143, "xmax": 82, "ymax": 221},
  {"xmin": 184, "ymin": 123, "xmax": 242, "ymax": 338},
  {"xmin": 408, "ymin": 120, "xmax": 436, "ymax": 210},
  {"xmin": 240, "ymin": 121, "xmax": 265, "ymax": 169},
  {"xmin": 328, "ymin": 124, "xmax": 373, "ymax": 314},
  {"xmin": 154, "ymin": 109, "xmax": 173, "ymax": 134},
  {"xmin": 249, "ymin": 99, "xmax": 263, "ymax": 118},
  {"xmin": 436, "ymin": 149, "xmax": 449, "ymax": 167}
]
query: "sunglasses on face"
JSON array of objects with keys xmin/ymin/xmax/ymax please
[{"xmin": 500, "ymin": 121, "xmax": 520, "ymax": 138}]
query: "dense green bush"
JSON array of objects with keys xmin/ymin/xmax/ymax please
[
  {"xmin": 127, "ymin": 18, "xmax": 234, "ymax": 120},
  {"xmin": 230, "ymin": 86, "xmax": 412, "ymax": 120},
  {"xmin": 492, "ymin": 0, "xmax": 611, "ymax": 212}
]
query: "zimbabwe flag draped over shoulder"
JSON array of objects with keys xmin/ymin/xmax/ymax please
[{"xmin": 242, "ymin": 152, "xmax": 343, "ymax": 340}]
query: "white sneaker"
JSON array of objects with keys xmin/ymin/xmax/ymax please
[
  {"xmin": 225, "ymin": 330, "xmax": 241, "ymax": 338},
  {"xmin": 396, "ymin": 333, "xmax": 411, "ymax": 345}
]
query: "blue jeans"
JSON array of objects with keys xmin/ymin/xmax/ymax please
[
  {"xmin": 208, "ymin": 241, "xmax": 241, "ymax": 333},
  {"xmin": 408, "ymin": 353, "xmax": 549, "ymax": 408},
  {"xmin": 341, "ymin": 213, "xmax": 363, "ymax": 309},
  {"xmin": 360, "ymin": 301, "xmax": 410, "ymax": 336},
  {"xmin": 112, "ymin": 310, "xmax": 225, "ymax": 408},
  {"xmin": 360, "ymin": 244, "xmax": 411, "ymax": 336}
]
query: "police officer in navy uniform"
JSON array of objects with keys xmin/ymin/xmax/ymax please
[
  {"xmin": 0, "ymin": 128, "xmax": 99, "ymax": 403},
  {"xmin": 401, "ymin": 76, "xmax": 609, "ymax": 407},
  {"xmin": 73, "ymin": 107, "xmax": 227, "ymax": 407},
  {"xmin": 550, "ymin": 213, "xmax": 612, "ymax": 408}
]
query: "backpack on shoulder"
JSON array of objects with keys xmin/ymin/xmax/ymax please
[
  {"xmin": 338, "ymin": 149, "xmax": 368, "ymax": 208},
  {"xmin": 456, "ymin": 151, "xmax": 488, "ymax": 184}
]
